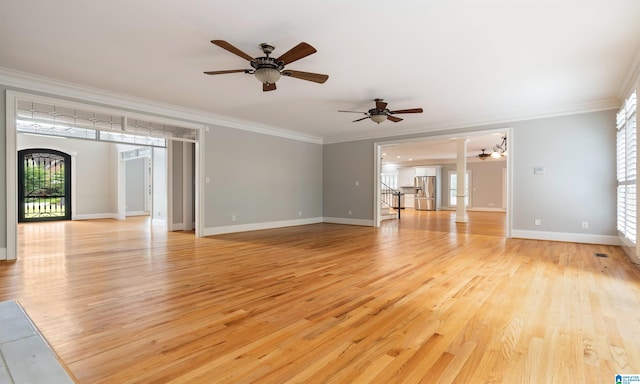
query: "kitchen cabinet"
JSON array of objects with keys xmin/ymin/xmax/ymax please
[
  {"xmin": 404, "ymin": 193, "xmax": 415, "ymax": 208},
  {"xmin": 415, "ymin": 167, "xmax": 438, "ymax": 177},
  {"xmin": 398, "ymin": 168, "xmax": 416, "ymax": 187}
]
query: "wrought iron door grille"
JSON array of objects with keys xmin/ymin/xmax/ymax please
[{"xmin": 18, "ymin": 149, "xmax": 71, "ymax": 222}]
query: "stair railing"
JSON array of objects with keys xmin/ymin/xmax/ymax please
[{"xmin": 381, "ymin": 182, "xmax": 402, "ymax": 219}]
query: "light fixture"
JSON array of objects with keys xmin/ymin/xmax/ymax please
[
  {"xmin": 254, "ymin": 67, "xmax": 281, "ymax": 84},
  {"xmin": 490, "ymin": 136, "xmax": 507, "ymax": 158},
  {"xmin": 370, "ymin": 114, "xmax": 387, "ymax": 124}
]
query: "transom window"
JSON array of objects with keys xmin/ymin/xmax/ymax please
[{"xmin": 15, "ymin": 100, "xmax": 199, "ymax": 147}]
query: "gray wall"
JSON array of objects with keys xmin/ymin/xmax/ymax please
[
  {"xmin": 323, "ymin": 110, "xmax": 618, "ymax": 236},
  {"xmin": 205, "ymin": 125, "xmax": 323, "ymax": 227},
  {"xmin": 125, "ymin": 157, "xmax": 146, "ymax": 214},
  {"xmin": 171, "ymin": 141, "xmax": 183, "ymax": 224},
  {"xmin": 0, "ymin": 82, "xmax": 617, "ymax": 250},
  {"xmin": 323, "ymin": 140, "xmax": 374, "ymax": 220},
  {"xmin": 440, "ymin": 160, "xmax": 506, "ymax": 209},
  {"xmin": 152, "ymin": 147, "xmax": 167, "ymax": 223},
  {"xmin": 512, "ymin": 110, "xmax": 617, "ymax": 235}
]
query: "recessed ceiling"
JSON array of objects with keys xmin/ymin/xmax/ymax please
[{"xmin": 1, "ymin": 1, "xmax": 638, "ymax": 143}]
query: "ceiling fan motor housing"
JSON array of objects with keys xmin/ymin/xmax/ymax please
[{"xmin": 251, "ymin": 57, "xmax": 284, "ymax": 84}]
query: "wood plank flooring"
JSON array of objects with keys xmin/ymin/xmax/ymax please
[{"xmin": 2, "ymin": 210, "xmax": 640, "ymax": 383}]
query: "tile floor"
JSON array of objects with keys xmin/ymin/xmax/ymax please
[{"xmin": 0, "ymin": 301, "xmax": 75, "ymax": 384}]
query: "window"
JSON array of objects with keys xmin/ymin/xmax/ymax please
[
  {"xmin": 617, "ymin": 90, "xmax": 637, "ymax": 243},
  {"xmin": 449, "ymin": 171, "xmax": 470, "ymax": 207},
  {"xmin": 381, "ymin": 173, "xmax": 398, "ymax": 189},
  {"xmin": 15, "ymin": 100, "xmax": 199, "ymax": 147}
]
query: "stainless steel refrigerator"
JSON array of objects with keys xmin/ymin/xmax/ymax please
[{"xmin": 414, "ymin": 176, "xmax": 436, "ymax": 211}]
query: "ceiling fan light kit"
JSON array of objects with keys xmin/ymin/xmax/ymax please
[
  {"xmin": 338, "ymin": 98, "xmax": 424, "ymax": 124},
  {"xmin": 370, "ymin": 114, "xmax": 387, "ymax": 124},
  {"xmin": 204, "ymin": 40, "xmax": 328, "ymax": 92},
  {"xmin": 254, "ymin": 67, "xmax": 281, "ymax": 85}
]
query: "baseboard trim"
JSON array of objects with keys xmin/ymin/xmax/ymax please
[
  {"xmin": 204, "ymin": 217, "xmax": 324, "ymax": 236},
  {"xmin": 511, "ymin": 229, "xmax": 621, "ymax": 245},
  {"xmin": 440, "ymin": 207, "xmax": 506, "ymax": 212},
  {"xmin": 468, "ymin": 207, "xmax": 507, "ymax": 212},
  {"xmin": 73, "ymin": 213, "xmax": 118, "ymax": 221},
  {"xmin": 322, "ymin": 217, "xmax": 375, "ymax": 226},
  {"xmin": 126, "ymin": 211, "xmax": 149, "ymax": 217}
]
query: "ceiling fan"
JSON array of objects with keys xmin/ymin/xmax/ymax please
[
  {"xmin": 204, "ymin": 40, "xmax": 329, "ymax": 92},
  {"xmin": 338, "ymin": 99, "xmax": 423, "ymax": 124},
  {"xmin": 475, "ymin": 149, "xmax": 491, "ymax": 161}
]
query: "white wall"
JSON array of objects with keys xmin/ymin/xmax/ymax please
[{"xmin": 17, "ymin": 134, "xmax": 116, "ymax": 219}]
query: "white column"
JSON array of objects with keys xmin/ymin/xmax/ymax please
[{"xmin": 456, "ymin": 138, "xmax": 468, "ymax": 223}]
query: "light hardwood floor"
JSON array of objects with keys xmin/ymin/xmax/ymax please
[{"xmin": 2, "ymin": 210, "xmax": 640, "ymax": 383}]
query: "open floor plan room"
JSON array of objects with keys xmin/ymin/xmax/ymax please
[{"xmin": 1, "ymin": 211, "xmax": 639, "ymax": 383}]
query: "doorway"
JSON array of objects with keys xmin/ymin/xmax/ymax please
[
  {"xmin": 5, "ymin": 90, "xmax": 204, "ymax": 261},
  {"xmin": 373, "ymin": 128, "xmax": 512, "ymax": 237},
  {"xmin": 18, "ymin": 149, "xmax": 71, "ymax": 222}
]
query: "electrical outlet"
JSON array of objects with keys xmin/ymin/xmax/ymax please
[
  {"xmin": 534, "ymin": 218, "xmax": 542, "ymax": 226},
  {"xmin": 582, "ymin": 221, "xmax": 589, "ymax": 229},
  {"xmin": 231, "ymin": 215, "xmax": 236, "ymax": 222},
  {"xmin": 348, "ymin": 210, "xmax": 353, "ymax": 216},
  {"xmin": 298, "ymin": 211, "xmax": 302, "ymax": 217}
]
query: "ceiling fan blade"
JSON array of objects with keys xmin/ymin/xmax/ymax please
[
  {"xmin": 338, "ymin": 110, "xmax": 367, "ymax": 114},
  {"xmin": 263, "ymin": 82, "xmax": 277, "ymax": 92},
  {"xmin": 387, "ymin": 115, "xmax": 403, "ymax": 123},
  {"xmin": 211, "ymin": 40, "xmax": 256, "ymax": 62},
  {"xmin": 204, "ymin": 69, "xmax": 249, "ymax": 75},
  {"xmin": 283, "ymin": 70, "xmax": 329, "ymax": 84},
  {"xmin": 389, "ymin": 108, "xmax": 424, "ymax": 114},
  {"xmin": 352, "ymin": 116, "xmax": 370, "ymax": 122},
  {"xmin": 375, "ymin": 100, "xmax": 388, "ymax": 111},
  {"xmin": 276, "ymin": 42, "xmax": 317, "ymax": 65}
]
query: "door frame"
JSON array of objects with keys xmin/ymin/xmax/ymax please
[
  {"xmin": 18, "ymin": 148, "xmax": 72, "ymax": 222},
  {"xmin": 5, "ymin": 90, "xmax": 205, "ymax": 261},
  {"xmin": 373, "ymin": 127, "xmax": 513, "ymax": 238}
]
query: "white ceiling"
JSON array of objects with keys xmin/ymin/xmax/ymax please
[
  {"xmin": 1, "ymin": 0, "xmax": 639, "ymax": 147},
  {"xmin": 380, "ymin": 132, "xmax": 508, "ymax": 166}
]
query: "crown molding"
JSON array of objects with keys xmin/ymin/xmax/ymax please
[
  {"xmin": 322, "ymin": 98, "xmax": 621, "ymax": 144},
  {"xmin": 0, "ymin": 67, "xmax": 323, "ymax": 145}
]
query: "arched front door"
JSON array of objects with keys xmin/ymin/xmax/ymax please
[{"xmin": 18, "ymin": 149, "xmax": 71, "ymax": 222}]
